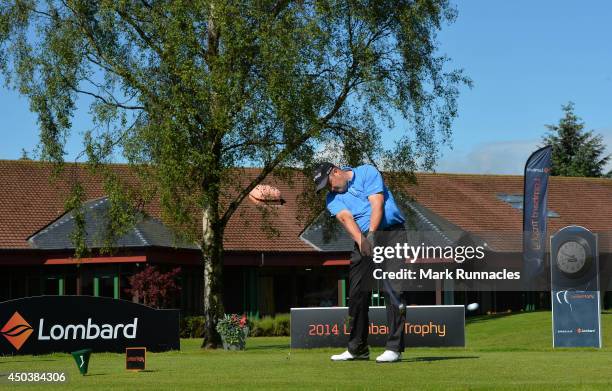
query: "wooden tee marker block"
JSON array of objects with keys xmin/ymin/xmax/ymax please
[{"xmin": 126, "ymin": 347, "xmax": 146, "ymax": 371}]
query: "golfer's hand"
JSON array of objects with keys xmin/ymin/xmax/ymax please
[
  {"xmin": 359, "ymin": 232, "xmax": 373, "ymax": 257},
  {"xmin": 367, "ymin": 231, "xmax": 376, "ymax": 246}
]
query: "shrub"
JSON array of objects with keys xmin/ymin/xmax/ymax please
[
  {"xmin": 249, "ymin": 314, "xmax": 290, "ymax": 337},
  {"xmin": 180, "ymin": 316, "xmax": 206, "ymax": 338},
  {"xmin": 125, "ymin": 266, "xmax": 181, "ymax": 308},
  {"xmin": 179, "ymin": 313, "xmax": 291, "ymax": 338}
]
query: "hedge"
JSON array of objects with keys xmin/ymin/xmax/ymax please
[
  {"xmin": 180, "ymin": 314, "xmax": 290, "ymax": 338},
  {"xmin": 248, "ymin": 314, "xmax": 290, "ymax": 337},
  {"xmin": 180, "ymin": 316, "xmax": 206, "ymax": 338}
]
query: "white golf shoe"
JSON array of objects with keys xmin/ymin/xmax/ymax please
[
  {"xmin": 330, "ymin": 350, "xmax": 369, "ymax": 361},
  {"xmin": 375, "ymin": 350, "xmax": 402, "ymax": 363}
]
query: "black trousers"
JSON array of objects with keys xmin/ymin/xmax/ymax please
[{"xmin": 347, "ymin": 224, "xmax": 406, "ymax": 354}]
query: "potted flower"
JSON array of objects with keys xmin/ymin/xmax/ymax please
[{"xmin": 216, "ymin": 314, "xmax": 249, "ymax": 350}]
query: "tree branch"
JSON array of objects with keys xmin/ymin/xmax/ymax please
[
  {"xmin": 74, "ymin": 111, "xmax": 143, "ymax": 163},
  {"xmin": 271, "ymin": 0, "xmax": 291, "ymax": 17},
  {"xmin": 222, "ymin": 139, "xmax": 287, "ymax": 153},
  {"xmin": 62, "ymin": 0, "xmax": 160, "ymax": 108},
  {"xmin": 116, "ymin": 8, "xmax": 164, "ymax": 58},
  {"xmin": 72, "ymin": 86, "xmax": 145, "ymax": 110},
  {"xmin": 220, "ymin": 55, "xmax": 359, "ymax": 227}
]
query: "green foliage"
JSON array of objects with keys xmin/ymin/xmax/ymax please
[
  {"xmin": 180, "ymin": 316, "xmax": 207, "ymax": 339},
  {"xmin": 99, "ymin": 172, "xmax": 143, "ymax": 255},
  {"xmin": 249, "ymin": 314, "xmax": 291, "ymax": 337},
  {"xmin": 541, "ymin": 102, "xmax": 611, "ymax": 178},
  {"xmin": 63, "ymin": 180, "xmax": 88, "ymax": 258},
  {"xmin": 180, "ymin": 314, "xmax": 290, "ymax": 338}
]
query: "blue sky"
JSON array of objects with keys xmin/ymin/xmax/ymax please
[
  {"xmin": 1, "ymin": 0, "xmax": 611, "ymax": 175},
  {"xmin": 434, "ymin": 0, "xmax": 612, "ymax": 174}
]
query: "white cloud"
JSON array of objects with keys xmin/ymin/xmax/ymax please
[
  {"xmin": 436, "ymin": 128, "xmax": 612, "ymax": 175},
  {"xmin": 436, "ymin": 139, "xmax": 540, "ymax": 175}
]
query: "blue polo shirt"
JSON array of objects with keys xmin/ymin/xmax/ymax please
[{"xmin": 326, "ymin": 164, "xmax": 405, "ymax": 232}]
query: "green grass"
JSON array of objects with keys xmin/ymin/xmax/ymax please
[{"xmin": 2, "ymin": 311, "xmax": 612, "ymax": 390}]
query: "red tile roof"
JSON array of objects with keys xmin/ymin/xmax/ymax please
[
  {"xmin": 1, "ymin": 160, "xmax": 611, "ymax": 253},
  {"xmin": 0, "ymin": 160, "xmax": 315, "ymax": 252}
]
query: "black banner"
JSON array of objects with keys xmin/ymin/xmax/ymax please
[
  {"xmin": 290, "ymin": 306, "xmax": 464, "ymax": 349},
  {"xmin": 0, "ymin": 296, "xmax": 179, "ymax": 355},
  {"xmin": 523, "ymin": 145, "xmax": 552, "ymax": 280}
]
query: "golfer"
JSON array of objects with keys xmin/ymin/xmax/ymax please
[{"xmin": 313, "ymin": 162, "xmax": 407, "ymax": 363}]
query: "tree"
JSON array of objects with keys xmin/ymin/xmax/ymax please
[
  {"xmin": 19, "ymin": 148, "xmax": 32, "ymax": 160},
  {"xmin": 126, "ymin": 265, "xmax": 182, "ymax": 308},
  {"xmin": 0, "ymin": 0, "xmax": 469, "ymax": 347},
  {"xmin": 541, "ymin": 102, "xmax": 611, "ymax": 177}
]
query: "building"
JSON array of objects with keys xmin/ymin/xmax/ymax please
[{"xmin": 1, "ymin": 160, "xmax": 611, "ymax": 316}]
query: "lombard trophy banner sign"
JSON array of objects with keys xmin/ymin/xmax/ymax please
[
  {"xmin": 550, "ymin": 226, "xmax": 602, "ymax": 348},
  {"xmin": 0, "ymin": 296, "xmax": 180, "ymax": 355},
  {"xmin": 290, "ymin": 305, "xmax": 464, "ymax": 349}
]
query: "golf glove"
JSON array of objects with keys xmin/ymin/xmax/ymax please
[{"xmin": 359, "ymin": 231, "xmax": 375, "ymax": 257}]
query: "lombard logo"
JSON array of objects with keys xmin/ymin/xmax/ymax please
[
  {"xmin": 1, "ymin": 311, "xmax": 139, "ymax": 351},
  {"xmin": 38, "ymin": 318, "xmax": 138, "ymax": 341},
  {"xmin": 1, "ymin": 312, "xmax": 34, "ymax": 350},
  {"xmin": 576, "ymin": 328, "xmax": 596, "ymax": 334}
]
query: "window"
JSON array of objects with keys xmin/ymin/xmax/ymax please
[
  {"xmin": 496, "ymin": 193, "xmax": 560, "ymax": 217},
  {"xmin": 43, "ymin": 277, "xmax": 59, "ymax": 295},
  {"xmin": 98, "ymin": 276, "xmax": 116, "ymax": 298}
]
